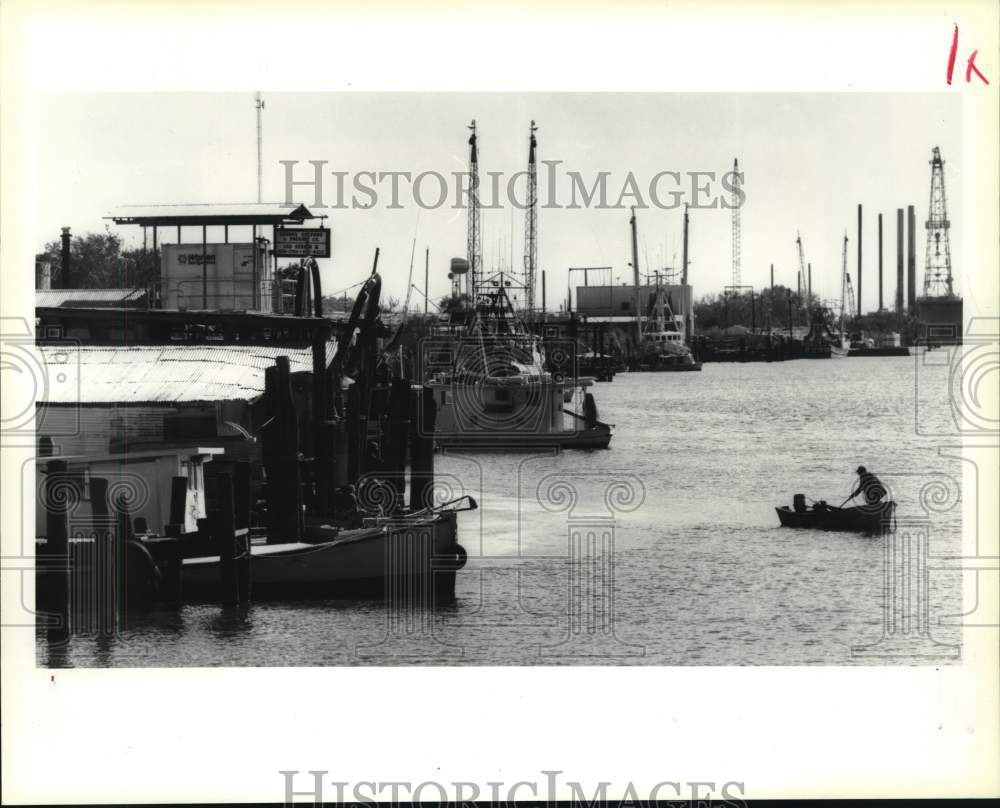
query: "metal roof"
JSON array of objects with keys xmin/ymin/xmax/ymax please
[
  {"xmin": 35, "ymin": 289, "xmax": 147, "ymax": 308},
  {"xmin": 38, "ymin": 343, "xmax": 337, "ymax": 405},
  {"xmin": 106, "ymin": 203, "xmax": 322, "ymax": 227}
]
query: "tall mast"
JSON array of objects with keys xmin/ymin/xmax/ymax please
[
  {"xmin": 924, "ymin": 146, "xmax": 953, "ymax": 297},
  {"xmin": 466, "ymin": 120, "xmax": 482, "ymax": 300},
  {"xmin": 840, "ymin": 232, "xmax": 849, "ymax": 341},
  {"xmin": 630, "ymin": 207, "xmax": 642, "ymax": 345},
  {"xmin": 796, "ymin": 231, "xmax": 807, "ymax": 309},
  {"xmin": 255, "ymin": 92, "xmax": 265, "ymax": 203},
  {"xmin": 682, "ymin": 204, "xmax": 691, "ymax": 342},
  {"xmin": 522, "ymin": 120, "xmax": 538, "ymax": 315},
  {"xmin": 731, "ymin": 158, "xmax": 741, "ymax": 287}
]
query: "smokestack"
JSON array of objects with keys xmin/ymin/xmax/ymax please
[
  {"xmin": 896, "ymin": 209, "xmax": 904, "ymax": 313},
  {"xmin": 770, "ymin": 263, "xmax": 774, "ymax": 293},
  {"xmin": 541, "ymin": 269, "xmax": 546, "ymax": 312},
  {"xmin": 907, "ymin": 205, "xmax": 916, "ymax": 310},
  {"xmin": 807, "ymin": 263, "xmax": 812, "ymax": 304},
  {"xmin": 878, "ymin": 213, "xmax": 883, "ymax": 310},
  {"xmin": 857, "ymin": 204, "xmax": 862, "ymax": 317},
  {"xmin": 60, "ymin": 227, "xmax": 71, "ymax": 289}
]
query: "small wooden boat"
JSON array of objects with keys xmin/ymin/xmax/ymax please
[
  {"xmin": 776, "ymin": 496, "xmax": 895, "ymax": 533},
  {"xmin": 182, "ymin": 508, "xmax": 468, "ymax": 600}
]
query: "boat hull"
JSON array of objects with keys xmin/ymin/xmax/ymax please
[
  {"xmin": 436, "ymin": 422, "xmax": 612, "ymax": 451},
  {"xmin": 847, "ymin": 347, "xmax": 911, "ymax": 357},
  {"xmin": 776, "ymin": 501, "xmax": 895, "ymax": 533},
  {"xmin": 638, "ymin": 360, "xmax": 703, "ymax": 372},
  {"xmin": 182, "ymin": 512, "xmax": 465, "ymax": 600}
]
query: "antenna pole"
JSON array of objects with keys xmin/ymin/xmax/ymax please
[
  {"xmin": 255, "ymin": 92, "xmax": 265, "ymax": 203},
  {"xmin": 523, "ymin": 120, "xmax": 538, "ymax": 316}
]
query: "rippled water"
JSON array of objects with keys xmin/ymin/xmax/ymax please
[{"xmin": 39, "ymin": 351, "xmax": 966, "ymax": 667}]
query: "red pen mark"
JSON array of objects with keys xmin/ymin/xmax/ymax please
[
  {"xmin": 948, "ymin": 25, "xmax": 991, "ymax": 86},
  {"xmin": 50, "ymin": 675, "xmax": 55, "ymax": 683},
  {"xmin": 946, "ymin": 24, "xmax": 958, "ymax": 84},
  {"xmin": 966, "ymin": 49, "xmax": 990, "ymax": 85}
]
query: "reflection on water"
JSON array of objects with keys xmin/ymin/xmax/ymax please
[{"xmin": 38, "ymin": 355, "xmax": 964, "ymax": 666}]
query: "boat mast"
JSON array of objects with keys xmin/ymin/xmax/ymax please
[
  {"xmin": 682, "ymin": 204, "xmax": 691, "ymax": 343},
  {"xmin": 523, "ymin": 120, "xmax": 538, "ymax": 316},
  {"xmin": 840, "ymin": 232, "xmax": 848, "ymax": 342},
  {"xmin": 630, "ymin": 207, "xmax": 642, "ymax": 345}
]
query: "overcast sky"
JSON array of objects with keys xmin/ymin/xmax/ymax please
[{"xmin": 35, "ymin": 92, "xmax": 961, "ymax": 312}]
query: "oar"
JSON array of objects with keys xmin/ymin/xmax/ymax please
[{"xmin": 836, "ymin": 494, "xmax": 854, "ymax": 508}]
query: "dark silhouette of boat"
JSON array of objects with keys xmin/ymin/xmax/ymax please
[{"xmin": 776, "ymin": 496, "xmax": 895, "ymax": 533}]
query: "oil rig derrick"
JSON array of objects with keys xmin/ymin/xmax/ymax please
[{"xmin": 923, "ymin": 146, "xmax": 954, "ymax": 298}]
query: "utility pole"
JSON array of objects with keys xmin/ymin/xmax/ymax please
[
  {"xmin": 878, "ymin": 213, "xmax": 884, "ymax": 310},
  {"xmin": 522, "ymin": 121, "xmax": 538, "ymax": 315},
  {"xmin": 255, "ymin": 92, "xmax": 265, "ymax": 203}
]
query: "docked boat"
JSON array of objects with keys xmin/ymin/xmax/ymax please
[
  {"xmin": 628, "ymin": 209, "xmax": 701, "ymax": 372},
  {"xmin": 776, "ymin": 495, "xmax": 895, "ymax": 533},
  {"xmin": 428, "ymin": 283, "xmax": 612, "ymax": 450},
  {"xmin": 182, "ymin": 507, "xmax": 468, "ymax": 600}
]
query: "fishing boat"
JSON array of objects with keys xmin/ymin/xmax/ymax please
[
  {"xmin": 182, "ymin": 503, "xmax": 470, "ymax": 599},
  {"xmin": 427, "ymin": 281, "xmax": 612, "ymax": 450},
  {"xmin": 775, "ymin": 494, "xmax": 895, "ymax": 533},
  {"xmin": 637, "ymin": 285, "xmax": 702, "ymax": 371},
  {"xmin": 628, "ymin": 208, "xmax": 701, "ymax": 372}
]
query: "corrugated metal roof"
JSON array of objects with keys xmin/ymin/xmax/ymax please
[
  {"xmin": 38, "ymin": 343, "xmax": 336, "ymax": 404},
  {"xmin": 36, "ymin": 289, "xmax": 147, "ymax": 307},
  {"xmin": 106, "ymin": 203, "xmax": 321, "ymax": 226}
]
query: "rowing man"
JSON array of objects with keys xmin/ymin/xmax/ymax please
[{"xmin": 850, "ymin": 466, "xmax": 887, "ymax": 506}]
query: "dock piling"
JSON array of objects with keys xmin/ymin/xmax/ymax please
[{"xmin": 409, "ymin": 387, "xmax": 437, "ymax": 513}]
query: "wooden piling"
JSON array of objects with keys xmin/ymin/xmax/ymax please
[
  {"xmin": 167, "ymin": 476, "xmax": 188, "ymax": 535},
  {"xmin": 88, "ymin": 477, "xmax": 117, "ymax": 632},
  {"xmin": 346, "ymin": 378, "xmax": 362, "ymax": 485},
  {"xmin": 263, "ymin": 357, "xmax": 302, "ymax": 542},
  {"xmin": 213, "ymin": 476, "xmax": 239, "ymax": 606},
  {"xmin": 114, "ymin": 492, "xmax": 132, "ymax": 623},
  {"xmin": 233, "ymin": 462, "xmax": 253, "ymax": 602},
  {"xmin": 41, "ymin": 460, "xmax": 70, "ymax": 636},
  {"xmin": 385, "ymin": 377, "xmax": 411, "ymax": 511},
  {"xmin": 312, "ymin": 329, "xmax": 333, "ymax": 516},
  {"xmin": 409, "ymin": 387, "xmax": 437, "ymax": 512}
]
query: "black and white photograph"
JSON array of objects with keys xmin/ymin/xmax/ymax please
[{"xmin": 1, "ymin": 0, "xmax": 997, "ymax": 804}]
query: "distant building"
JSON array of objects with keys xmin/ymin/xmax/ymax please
[
  {"xmin": 160, "ymin": 243, "xmax": 269, "ymax": 311},
  {"xmin": 574, "ymin": 284, "xmax": 693, "ymax": 319},
  {"xmin": 915, "ymin": 296, "xmax": 963, "ymax": 345}
]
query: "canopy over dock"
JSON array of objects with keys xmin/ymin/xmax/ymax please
[{"xmin": 105, "ymin": 203, "xmax": 322, "ymax": 227}]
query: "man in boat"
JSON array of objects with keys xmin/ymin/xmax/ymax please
[{"xmin": 849, "ymin": 466, "xmax": 887, "ymax": 507}]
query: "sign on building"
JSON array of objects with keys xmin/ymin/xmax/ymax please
[{"xmin": 274, "ymin": 227, "xmax": 331, "ymax": 258}]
